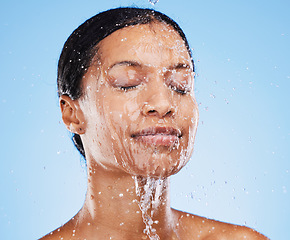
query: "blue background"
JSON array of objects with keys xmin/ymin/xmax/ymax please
[{"xmin": 1, "ymin": 0, "xmax": 289, "ymax": 239}]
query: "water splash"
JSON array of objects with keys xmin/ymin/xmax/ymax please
[
  {"xmin": 148, "ymin": 0, "xmax": 159, "ymax": 5},
  {"xmin": 134, "ymin": 176, "xmax": 163, "ymax": 240}
]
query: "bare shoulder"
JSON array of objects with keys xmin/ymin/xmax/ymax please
[
  {"xmin": 172, "ymin": 209, "xmax": 269, "ymax": 240},
  {"xmin": 38, "ymin": 219, "xmax": 76, "ymax": 240},
  {"xmin": 38, "ymin": 228, "xmax": 71, "ymax": 240}
]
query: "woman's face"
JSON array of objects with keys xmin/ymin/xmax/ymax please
[{"xmin": 79, "ymin": 22, "xmax": 199, "ymax": 178}]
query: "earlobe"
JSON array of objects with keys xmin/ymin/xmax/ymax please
[{"xmin": 59, "ymin": 95, "xmax": 86, "ymax": 135}]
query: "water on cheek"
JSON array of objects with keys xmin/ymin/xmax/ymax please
[
  {"xmin": 81, "ymin": 88, "xmax": 119, "ymax": 167},
  {"xmin": 84, "ymin": 105, "xmax": 128, "ymax": 173},
  {"xmin": 102, "ymin": 92, "xmax": 146, "ymax": 173},
  {"xmin": 176, "ymin": 114, "xmax": 197, "ymax": 167}
]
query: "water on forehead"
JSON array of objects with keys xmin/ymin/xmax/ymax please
[{"xmin": 99, "ymin": 23, "xmax": 190, "ymax": 69}]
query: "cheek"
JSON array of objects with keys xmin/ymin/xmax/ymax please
[
  {"xmin": 178, "ymin": 97, "xmax": 199, "ymax": 150},
  {"xmin": 100, "ymin": 94, "xmax": 147, "ymax": 173},
  {"xmin": 105, "ymin": 93, "xmax": 141, "ymax": 134},
  {"xmin": 102, "ymin": 93, "xmax": 141, "ymax": 156},
  {"xmin": 178, "ymin": 96, "xmax": 198, "ymax": 125}
]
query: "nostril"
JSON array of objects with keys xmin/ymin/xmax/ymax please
[
  {"xmin": 148, "ymin": 110, "xmax": 156, "ymax": 113},
  {"xmin": 142, "ymin": 103, "xmax": 175, "ymax": 117},
  {"xmin": 166, "ymin": 110, "xmax": 173, "ymax": 117}
]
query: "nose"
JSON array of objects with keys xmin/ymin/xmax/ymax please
[{"xmin": 141, "ymin": 84, "xmax": 175, "ymax": 118}]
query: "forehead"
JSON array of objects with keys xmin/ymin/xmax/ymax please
[{"xmin": 97, "ymin": 22, "xmax": 192, "ymax": 69}]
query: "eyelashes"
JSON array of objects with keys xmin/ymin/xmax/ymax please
[
  {"xmin": 119, "ymin": 83, "xmax": 189, "ymax": 95},
  {"xmin": 119, "ymin": 85, "xmax": 138, "ymax": 91},
  {"xmin": 170, "ymin": 85, "xmax": 188, "ymax": 95},
  {"xmin": 109, "ymin": 68, "xmax": 192, "ymax": 94}
]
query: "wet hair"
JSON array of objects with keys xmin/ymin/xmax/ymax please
[{"xmin": 57, "ymin": 7, "xmax": 194, "ymax": 159}]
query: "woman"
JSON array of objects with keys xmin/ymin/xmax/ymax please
[{"xmin": 41, "ymin": 7, "xmax": 268, "ymax": 240}]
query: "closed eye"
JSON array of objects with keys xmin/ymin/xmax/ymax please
[
  {"xmin": 170, "ymin": 85, "xmax": 187, "ymax": 95},
  {"xmin": 119, "ymin": 85, "xmax": 138, "ymax": 91},
  {"xmin": 165, "ymin": 68, "xmax": 193, "ymax": 95}
]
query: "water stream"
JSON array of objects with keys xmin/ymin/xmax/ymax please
[{"xmin": 134, "ymin": 176, "xmax": 165, "ymax": 240}]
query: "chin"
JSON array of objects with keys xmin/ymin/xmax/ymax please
[
  {"xmin": 121, "ymin": 152, "xmax": 190, "ymax": 179},
  {"xmin": 111, "ymin": 133, "xmax": 194, "ymax": 178}
]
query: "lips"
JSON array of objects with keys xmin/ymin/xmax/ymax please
[{"xmin": 132, "ymin": 126, "xmax": 181, "ymax": 146}]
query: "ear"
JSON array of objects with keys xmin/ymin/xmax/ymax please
[{"xmin": 59, "ymin": 95, "xmax": 86, "ymax": 135}]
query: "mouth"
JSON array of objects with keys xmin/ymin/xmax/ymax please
[{"xmin": 131, "ymin": 126, "xmax": 182, "ymax": 147}]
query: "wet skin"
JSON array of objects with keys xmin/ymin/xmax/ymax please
[
  {"xmin": 40, "ymin": 22, "xmax": 268, "ymax": 240},
  {"xmin": 78, "ymin": 22, "xmax": 198, "ymax": 178}
]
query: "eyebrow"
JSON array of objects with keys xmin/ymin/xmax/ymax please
[
  {"xmin": 108, "ymin": 61, "xmax": 192, "ymax": 72},
  {"xmin": 168, "ymin": 63, "xmax": 192, "ymax": 70}
]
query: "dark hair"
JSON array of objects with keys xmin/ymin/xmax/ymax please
[{"xmin": 57, "ymin": 7, "xmax": 194, "ymax": 159}]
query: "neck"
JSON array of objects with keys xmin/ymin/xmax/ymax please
[{"xmin": 77, "ymin": 162, "xmax": 177, "ymax": 239}]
